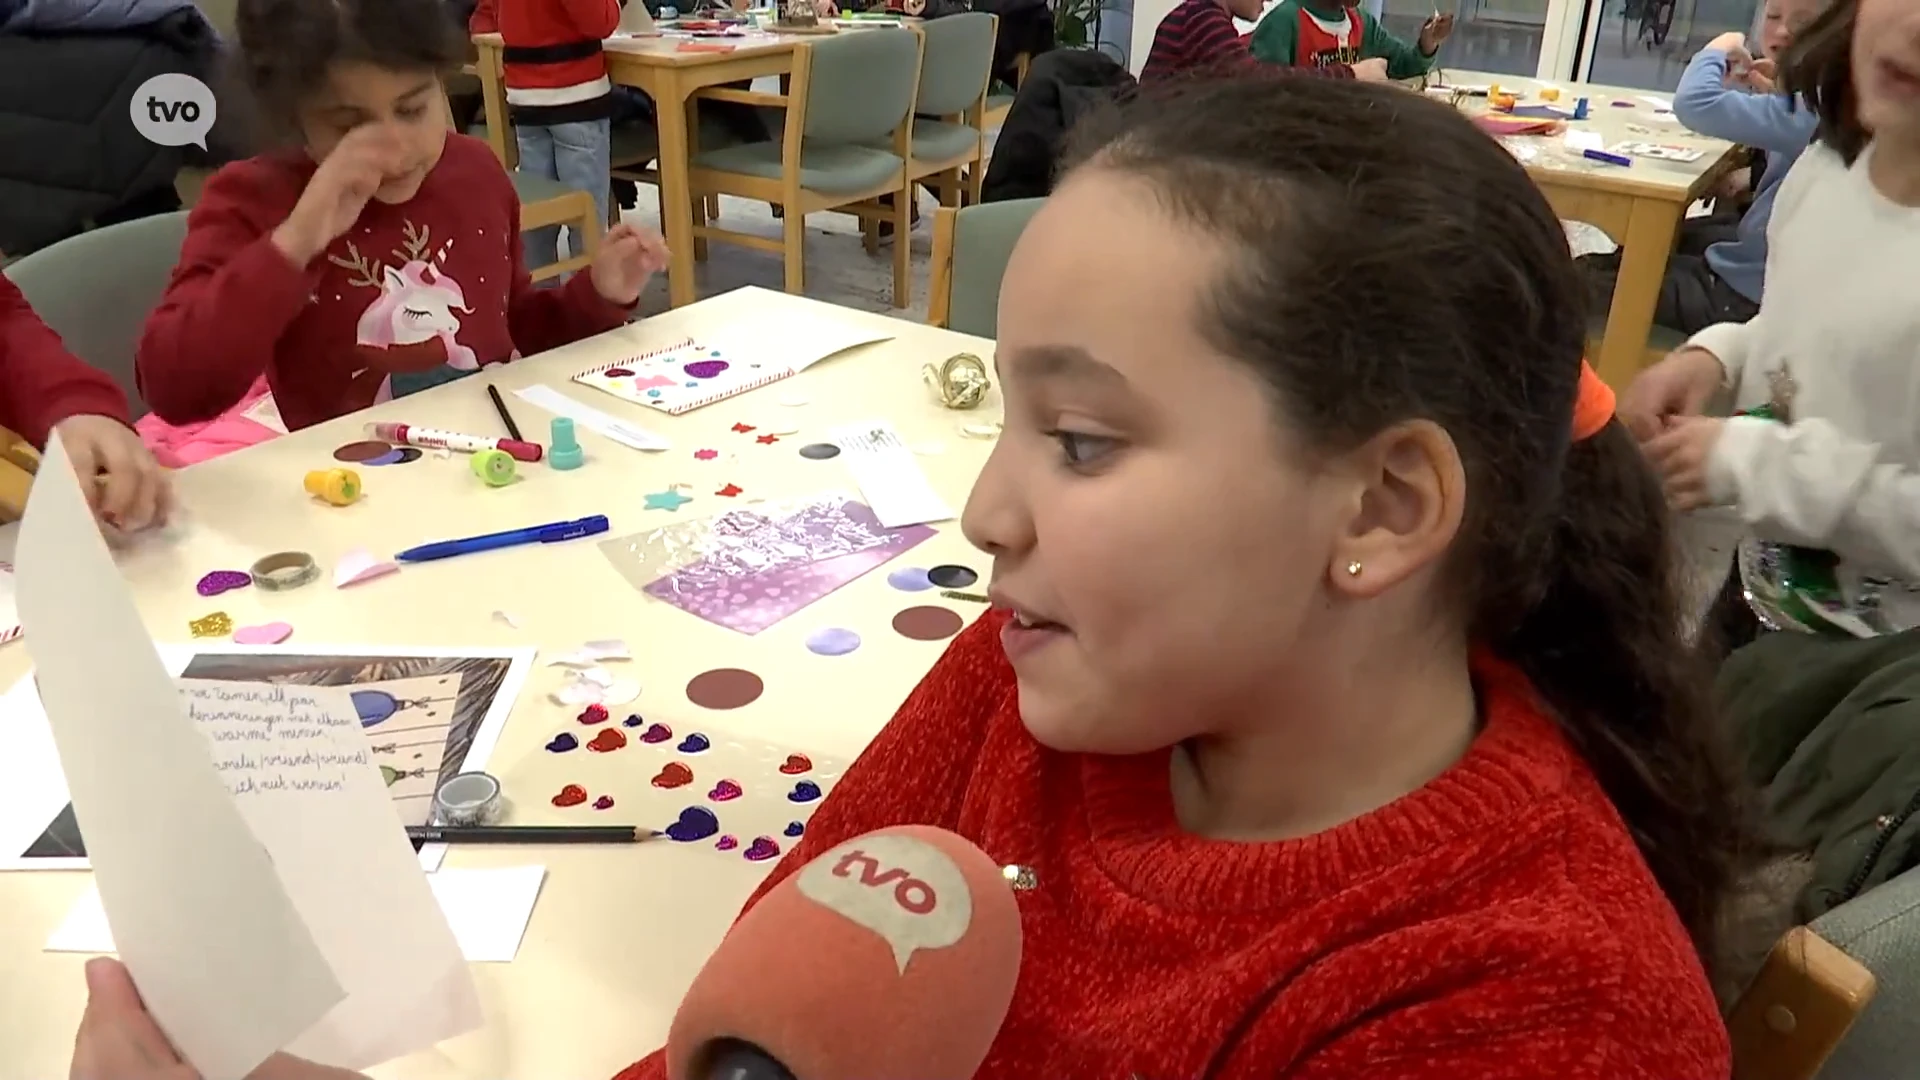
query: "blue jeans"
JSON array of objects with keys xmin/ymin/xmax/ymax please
[{"xmin": 515, "ymin": 118, "xmax": 611, "ymax": 271}]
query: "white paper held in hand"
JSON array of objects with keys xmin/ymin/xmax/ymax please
[
  {"xmin": 16, "ymin": 435, "xmax": 481, "ymax": 1078},
  {"xmin": 829, "ymin": 420, "xmax": 956, "ymax": 528},
  {"xmin": 17, "ymin": 435, "xmax": 341, "ymax": 1080}
]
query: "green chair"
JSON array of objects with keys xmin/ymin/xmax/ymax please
[
  {"xmin": 3, "ymin": 212, "xmax": 189, "ymax": 417},
  {"xmin": 688, "ymin": 28, "xmax": 924, "ymax": 305},
  {"xmin": 928, "ymin": 197, "xmax": 1043, "ymax": 338},
  {"xmin": 898, "ymin": 13, "xmax": 999, "ymax": 205}
]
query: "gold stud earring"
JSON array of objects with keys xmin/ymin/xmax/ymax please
[{"xmin": 1346, "ymin": 560, "xmax": 1363, "ymax": 577}]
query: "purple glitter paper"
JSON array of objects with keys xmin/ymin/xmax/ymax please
[
  {"xmin": 645, "ymin": 501, "xmax": 934, "ymax": 635},
  {"xmin": 196, "ymin": 570, "xmax": 252, "ymax": 597}
]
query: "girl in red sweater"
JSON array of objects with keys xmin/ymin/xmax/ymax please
[
  {"xmin": 135, "ymin": 0, "xmax": 668, "ymax": 432},
  {"xmin": 72, "ymin": 80, "xmax": 1748, "ymax": 1080}
]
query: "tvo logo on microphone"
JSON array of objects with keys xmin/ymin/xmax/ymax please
[{"xmin": 798, "ymin": 833, "xmax": 972, "ymax": 974}]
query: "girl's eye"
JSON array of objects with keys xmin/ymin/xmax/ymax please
[
  {"xmin": 1049, "ymin": 430, "xmax": 1118, "ymax": 467},
  {"xmin": 397, "ymin": 106, "xmax": 427, "ymax": 122}
]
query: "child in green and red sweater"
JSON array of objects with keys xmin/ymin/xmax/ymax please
[
  {"xmin": 70, "ymin": 78, "xmax": 1741, "ymax": 1080},
  {"xmin": 1252, "ymin": 0, "xmax": 1452, "ymax": 77}
]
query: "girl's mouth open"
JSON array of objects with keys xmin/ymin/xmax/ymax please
[{"xmin": 1001, "ymin": 610, "xmax": 1070, "ymax": 659}]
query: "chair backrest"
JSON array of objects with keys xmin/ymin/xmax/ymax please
[
  {"xmin": 1794, "ymin": 867, "xmax": 1920, "ymax": 1078},
  {"xmin": 934, "ymin": 197, "xmax": 1043, "ymax": 339},
  {"xmin": 914, "ymin": 12, "xmax": 997, "ymax": 118},
  {"xmin": 800, "ymin": 28, "xmax": 923, "ymax": 145},
  {"xmin": 2, "ymin": 212, "xmax": 189, "ymax": 419}
]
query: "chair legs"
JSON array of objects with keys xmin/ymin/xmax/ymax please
[
  {"xmin": 783, "ymin": 209, "xmax": 806, "ymax": 295},
  {"xmin": 691, "ymin": 194, "xmax": 711, "ymax": 263},
  {"xmin": 891, "ymin": 184, "xmax": 911, "ymax": 309}
]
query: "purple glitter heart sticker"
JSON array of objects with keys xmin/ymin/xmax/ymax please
[
  {"xmin": 715, "ymin": 834, "xmax": 739, "ymax": 851},
  {"xmin": 666, "ymin": 806, "xmax": 720, "ymax": 842},
  {"xmin": 743, "ymin": 836, "xmax": 782, "ymax": 861},
  {"xmin": 545, "ymin": 732, "xmax": 579, "ymax": 753},
  {"xmin": 684, "ymin": 359, "xmax": 730, "ymax": 379},
  {"xmin": 641, "ymin": 722, "xmax": 673, "ymax": 743},
  {"xmin": 196, "ymin": 570, "xmax": 252, "ymax": 597}
]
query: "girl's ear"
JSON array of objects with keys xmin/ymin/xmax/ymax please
[{"xmin": 1326, "ymin": 419, "xmax": 1466, "ymax": 599}]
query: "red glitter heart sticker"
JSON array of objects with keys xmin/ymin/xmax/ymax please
[
  {"xmin": 708, "ymin": 779, "xmax": 743, "ymax": 802},
  {"xmin": 716, "ymin": 483, "xmax": 743, "ymax": 497},
  {"xmin": 778, "ymin": 754, "xmax": 812, "ymax": 775},
  {"xmin": 577, "ymin": 704, "xmax": 610, "ymax": 725},
  {"xmin": 588, "ymin": 727, "xmax": 628, "ymax": 753},
  {"xmin": 551, "ymin": 783, "xmax": 589, "ymax": 807},
  {"xmin": 652, "ymin": 762, "xmax": 694, "ymax": 789},
  {"xmin": 731, "ymin": 422, "xmax": 755, "ymax": 433}
]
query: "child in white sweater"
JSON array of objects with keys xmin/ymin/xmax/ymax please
[{"xmin": 1619, "ymin": 0, "xmax": 1920, "ymax": 921}]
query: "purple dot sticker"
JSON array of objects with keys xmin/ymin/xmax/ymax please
[
  {"xmin": 887, "ymin": 567, "xmax": 934, "ymax": 592},
  {"xmin": 685, "ymin": 360, "xmax": 730, "ymax": 379},
  {"xmin": 666, "ymin": 806, "xmax": 720, "ymax": 842},
  {"xmin": 805, "ymin": 627, "xmax": 862, "ymax": 656}
]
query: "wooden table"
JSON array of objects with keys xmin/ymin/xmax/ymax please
[
  {"xmin": 475, "ymin": 30, "xmax": 812, "ymax": 311},
  {"xmin": 0, "ymin": 287, "xmax": 1000, "ymax": 1080},
  {"xmin": 1443, "ymin": 72, "xmax": 1741, "ymax": 389}
]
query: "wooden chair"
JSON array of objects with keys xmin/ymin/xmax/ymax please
[
  {"xmin": 849, "ymin": 12, "xmax": 997, "ymax": 246},
  {"xmin": 926, "ymin": 197, "xmax": 1043, "ymax": 337},
  {"xmin": 1728, "ymin": 926, "xmax": 1877, "ymax": 1080},
  {"xmin": 468, "ymin": 37, "xmax": 606, "ymax": 280},
  {"xmin": 0, "ymin": 426, "xmax": 39, "ymax": 523},
  {"xmin": 982, "ymin": 48, "xmax": 1027, "ymax": 129},
  {"xmin": 685, "ymin": 28, "xmax": 924, "ymax": 306}
]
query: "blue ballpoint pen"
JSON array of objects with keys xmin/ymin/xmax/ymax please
[{"xmin": 394, "ymin": 515, "xmax": 611, "ymax": 563}]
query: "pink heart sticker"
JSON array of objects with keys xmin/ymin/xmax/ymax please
[
  {"xmin": 232, "ymin": 621, "xmax": 293, "ymax": 645},
  {"xmin": 707, "ymin": 779, "xmax": 743, "ymax": 802},
  {"xmin": 334, "ymin": 547, "xmax": 399, "ymax": 588}
]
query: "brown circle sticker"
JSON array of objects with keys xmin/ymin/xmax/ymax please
[
  {"xmin": 333, "ymin": 439, "xmax": 394, "ymax": 463},
  {"xmin": 685, "ymin": 668, "xmax": 765, "ymax": 710},
  {"xmin": 891, "ymin": 605, "xmax": 965, "ymax": 642}
]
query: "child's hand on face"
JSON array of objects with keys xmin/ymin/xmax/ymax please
[
  {"xmin": 1643, "ymin": 416, "xmax": 1725, "ymax": 511},
  {"xmin": 272, "ymin": 125, "xmax": 413, "ymax": 266},
  {"xmin": 51, "ymin": 415, "xmax": 172, "ymax": 533},
  {"xmin": 1418, "ymin": 12, "xmax": 1454, "ymax": 52},
  {"xmin": 588, "ymin": 223, "xmax": 671, "ymax": 307}
]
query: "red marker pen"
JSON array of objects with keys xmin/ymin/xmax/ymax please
[{"xmin": 366, "ymin": 422, "xmax": 544, "ymax": 463}]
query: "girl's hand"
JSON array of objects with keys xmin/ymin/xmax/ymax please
[
  {"xmin": 1418, "ymin": 12, "xmax": 1454, "ymax": 52},
  {"xmin": 1351, "ymin": 57, "xmax": 1390, "ymax": 81},
  {"xmin": 1643, "ymin": 416, "xmax": 1725, "ymax": 511},
  {"xmin": 1743, "ymin": 57, "xmax": 1778, "ymax": 92},
  {"xmin": 52, "ymin": 414, "xmax": 172, "ymax": 532},
  {"xmin": 1618, "ymin": 346, "xmax": 1725, "ymax": 442},
  {"xmin": 588, "ymin": 223, "xmax": 670, "ymax": 307},
  {"xmin": 812, "ymin": 0, "xmax": 837, "ymax": 15},
  {"xmin": 273, "ymin": 126, "xmax": 413, "ymax": 266},
  {"xmin": 70, "ymin": 958, "xmax": 196, "ymax": 1080}
]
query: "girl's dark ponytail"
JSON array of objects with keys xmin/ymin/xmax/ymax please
[
  {"xmin": 1781, "ymin": 0, "xmax": 1865, "ymax": 161},
  {"xmin": 1494, "ymin": 420, "xmax": 1753, "ymax": 965}
]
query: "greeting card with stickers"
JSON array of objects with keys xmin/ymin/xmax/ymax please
[{"xmin": 570, "ymin": 317, "xmax": 893, "ymax": 415}]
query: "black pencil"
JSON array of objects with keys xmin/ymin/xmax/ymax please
[
  {"xmin": 407, "ymin": 824, "xmax": 658, "ymax": 844},
  {"xmin": 486, "ymin": 383, "xmax": 524, "ymax": 441}
]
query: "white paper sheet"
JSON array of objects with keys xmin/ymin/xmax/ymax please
[
  {"xmin": 515, "ymin": 383, "xmax": 672, "ymax": 451},
  {"xmin": 0, "ymin": 561, "xmax": 19, "ymax": 645},
  {"xmin": 51, "ymin": 865, "xmax": 548, "ymax": 964},
  {"xmin": 829, "ymin": 420, "xmax": 956, "ymax": 528},
  {"xmin": 16, "ymin": 436, "xmax": 344, "ymax": 1080}
]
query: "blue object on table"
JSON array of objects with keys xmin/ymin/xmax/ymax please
[
  {"xmin": 394, "ymin": 515, "xmax": 611, "ymax": 563},
  {"xmin": 1574, "ymin": 97, "xmax": 1590, "ymax": 120},
  {"xmin": 1582, "ymin": 148, "xmax": 1633, "ymax": 167}
]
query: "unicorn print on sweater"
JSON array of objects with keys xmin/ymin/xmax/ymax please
[{"xmin": 329, "ymin": 220, "xmax": 481, "ymax": 405}]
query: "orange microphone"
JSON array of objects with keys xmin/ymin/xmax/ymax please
[{"xmin": 666, "ymin": 826, "xmax": 1023, "ymax": 1080}]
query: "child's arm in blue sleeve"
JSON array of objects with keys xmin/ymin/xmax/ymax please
[{"xmin": 1672, "ymin": 48, "xmax": 1817, "ymax": 154}]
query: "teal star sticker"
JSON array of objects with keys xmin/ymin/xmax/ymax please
[{"xmin": 643, "ymin": 489, "xmax": 693, "ymax": 512}]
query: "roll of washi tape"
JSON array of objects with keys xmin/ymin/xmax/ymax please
[
  {"xmin": 471, "ymin": 447, "xmax": 517, "ymax": 487},
  {"xmin": 249, "ymin": 551, "xmax": 320, "ymax": 591},
  {"xmin": 433, "ymin": 771, "xmax": 503, "ymax": 826}
]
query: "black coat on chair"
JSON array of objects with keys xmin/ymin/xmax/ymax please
[{"xmin": 981, "ymin": 49, "xmax": 1135, "ymax": 204}]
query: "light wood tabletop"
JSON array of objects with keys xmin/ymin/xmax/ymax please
[
  {"xmin": 1439, "ymin": 71, "xmax": 1741, "ymax": 389},
  {"xmin": 0, "ymin": 287, "xmax": 1000, "ymax": 1080}
]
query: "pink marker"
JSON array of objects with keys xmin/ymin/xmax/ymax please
[{"xmin": 366, "ymin": 422, "xmax": 544, "ymax": 463}]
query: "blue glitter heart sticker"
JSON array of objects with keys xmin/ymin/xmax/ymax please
[
  {"xmin": 544, "ymin": 732, "xmax": 578, "ymax": 753},
  {"xmin": 787, "ymin": 780, "xmax": 822, "ymax": 803},
  {"xmin": 666, "ymin": 806, "xmax": 720, "ymax": 842},
  {"xmin": 783, "ymin": 820, "xmax": 806, "ymax": 837},
  {"xmin": 677, "ymin": 733, "xmax": 711, "ymax": 754}
]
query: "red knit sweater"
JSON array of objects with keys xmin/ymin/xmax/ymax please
[
  {"xmin": 615, "ymin": 611, "xmax": 1729, "ymax": 1079},
  {"xmin": 0, "ymin": 277, "xmax": 130, "ymax": 446}
]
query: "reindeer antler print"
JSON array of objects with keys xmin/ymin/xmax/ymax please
[
  {"xmin": 326, "ymin": 241, "xmax": 384, "ymax": 289},
  {"xmin": 394, "ymin": 221, "xmax": 431, "ymax": 265}
]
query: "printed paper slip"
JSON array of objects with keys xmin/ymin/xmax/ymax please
[
  {"xmin": 830, "ymin": 421, "xmax": 955, "ymax": 528},
  {"xmin": 516, "ymin": 383, "xmax": 671, "ymax": 451}
]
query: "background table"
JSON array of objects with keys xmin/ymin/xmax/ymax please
[
  {"xmin": 1444, "ymin": 71, "xmax": 1739, "ymax": 388},
  {"xmin": 0, "ymin": 287, "xmax": 1000, "ymax": 1080}
]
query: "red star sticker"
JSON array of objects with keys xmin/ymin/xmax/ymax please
[
  {"xmin": 731, "ymin": 422, "xmax": 755, "ymax": 433},
  {"xmin": 756, "ymin": 434, "xmax": 780, "ymax": 444},
  {"xmin": 716, "ymin": 483, "xmax": 743, "ymax": 497}
]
